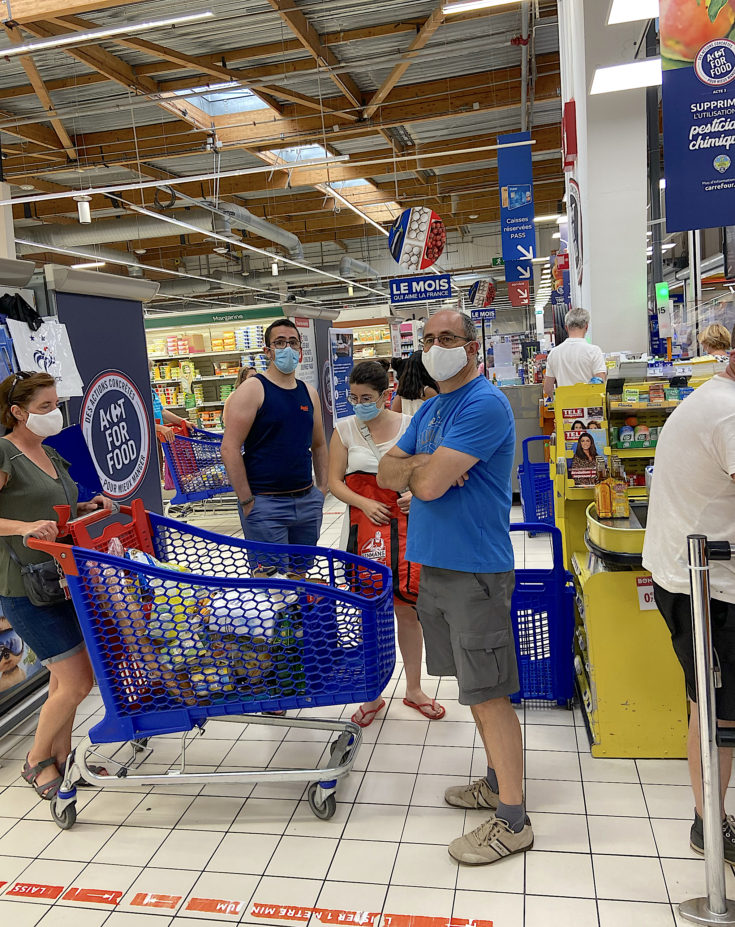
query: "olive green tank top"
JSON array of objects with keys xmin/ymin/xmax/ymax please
[{"xmin": 0, "ymin": 438, "xmax": 78, "ymax": 597}]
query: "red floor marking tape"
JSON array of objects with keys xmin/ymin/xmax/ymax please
[
  {"xmin": 250, "ymin": 908, "xmax": 493, "ymax": 927},
  {"xmin": 251, "ymin": 904, "xmax": 312, "ymax": 921},
  {"xmin": 186, "ymin": 897, "xmax": 244, "ymax": 916},
  {"xmin": 131, "ymin": 892, "xmax": 182, "ymax": 910},
  {"xmin": 7, "ymin": 883, "xmax": 64, "ymax": 900},
  {"xmin": 313, "ymin": 908, "xmax": 380, "ymax": 924},
  {"xmin": 62, "ymin": 887, "xmax": 123, "ymax": 905}
]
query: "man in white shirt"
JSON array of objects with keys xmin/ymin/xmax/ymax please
[
  {"xmin": 643, "ymin": 340, "xmax": 735, "ymax": 864},
  {"xmin": 543, "ymin": 307, "xmax": 607, "ymax": 396}
]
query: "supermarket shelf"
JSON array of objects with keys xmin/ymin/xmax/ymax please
[
  {"xmin": 610, "ymin": 446, "xmax": 657, "ymax": 457},
  {"xmin": 198, "ymin": 401, "xmax": 226, "ymax": 407},
  {"xmin": 196, "ymin": 375, "xmax": 238, "ymax": 382},
  {"xmin": 149, "ymin": 348, "xmax": 262, "ymax": 360},
  {"xmin": 609, "ymin": 400, "xmax": 680, "ymax": 410}
]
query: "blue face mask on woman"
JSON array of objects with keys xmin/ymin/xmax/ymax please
[
  {"xmin": 273, "ymin": 346, "xmax": 300, "ymax": 374},
  {"xmin": 353, "ymin": 401, "xmax": 381, "ymax": 422}
]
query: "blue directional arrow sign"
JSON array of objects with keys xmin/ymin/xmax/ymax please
[
  {"xmin": 504, "ymin": 260, "xmax": 533, "ymax": 283},
  {"xmin": 497, "ymin": 131, "xmax": 537, "ymax": 265}
]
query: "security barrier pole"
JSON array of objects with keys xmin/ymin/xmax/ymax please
[{"xmin": 679, "ymin": 535, "xmax": 735, "ymax": 925}]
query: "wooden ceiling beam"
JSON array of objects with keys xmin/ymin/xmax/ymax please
[
  {"xmin": 2, "ymin": 22, "xmax": 77, "ymax": 159},
  {"xmin": 264, "ymin": 0, "xmax": 364, "ymax": 108},
  {"xmin": 363, "ymin": 5, "xmax": 445, "ymax": 120},
  {"xmin": 5, "ymin": 0, "xmax": 149, "ymax": 22}
]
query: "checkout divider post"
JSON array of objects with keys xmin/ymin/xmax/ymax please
[{"xmin": 679, "ymin": 535, "xmax": 735, "ymax": 925}]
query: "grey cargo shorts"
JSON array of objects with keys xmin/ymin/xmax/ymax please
[{"xmin": 416, "ymin": 566, "xmax": 518, "ymax": 706}]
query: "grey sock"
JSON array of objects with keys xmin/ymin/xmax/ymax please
[
  {"xmin": 496, "ymin": 801, "xmax": 526, "ymax": 833},
  {"xmin": 485, "ymin": 767, "xmax": 499, "ymax": 793}
]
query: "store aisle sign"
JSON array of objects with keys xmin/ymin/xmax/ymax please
[
  {"xmin": 81, "ymin": 371, "xmax": 150, "ymax": 499},
  {"xmin": 497, "ymin": 131, "xmax": 536, "ymax": 263},
  {"xmin": 389, "ymin": 274, "xmax": 452, "ymax": 305},
  {"xmin": 661, "ymin": 0, "xmax": 735, "ymax": 231}
]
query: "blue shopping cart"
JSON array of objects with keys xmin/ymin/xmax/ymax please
[
  {"xmin": 517, "ymin": 435, "xmax": 554, "ymax": 529},
  {"xmin": 29, "ymin": 500, "xmax": 395, "ymax": 828},
  {"xmin": 510, "ymin": 522, "xmax": 575, "ymax": 707},
  {"xmin": 160, "ymin": 424, "xmax": 233, "ymax": 505}
]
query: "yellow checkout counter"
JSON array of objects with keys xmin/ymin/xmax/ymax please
[{"xmin": 549, "ymin": 373, "xmax": 717, "ymax": 758}]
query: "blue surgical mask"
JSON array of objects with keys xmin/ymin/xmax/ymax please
[
  {"xmin": 273, "ymin": 346, "xmax": 300, "ymax": 374},
  {"xmin": 354, "ymin": 402, "xmax": 381, "ymax": 421}
]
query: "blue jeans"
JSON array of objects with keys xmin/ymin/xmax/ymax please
[{"xmin": 239, "ymin": 486, "xmax": 325, "ymax": 569}]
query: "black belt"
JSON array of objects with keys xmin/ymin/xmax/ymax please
[{"xmin": 258, "ymin": 484, "xmax": 314, "ymax": 499}]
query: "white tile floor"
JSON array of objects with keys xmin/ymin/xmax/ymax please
[{"xmin": 0, "ymin": 500, "xmax": 722, "ymax": 925}]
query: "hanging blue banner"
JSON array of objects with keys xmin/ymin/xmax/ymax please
[
  {"xmin": 497, "ymin": 131, "xmax": 536, "ymax": 263},
  {"xmin": 504, "ymin": 260, "xmax": 533, "ymax": 283},
  {"xmin": 389, "ymin": 274, "xmax": 452, "ymax": 305},
  {"xmin": 661, "ymin": 1, "xmax": 735, "ymax": 232}
]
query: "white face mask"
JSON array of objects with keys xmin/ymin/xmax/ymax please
[
  {"xmin": 421, "ymin": 343, "xmax": 470, "ymax": 382},
  {"xmin": 25, "ymin": 408, "xmax": 63, "ymax": 438}
]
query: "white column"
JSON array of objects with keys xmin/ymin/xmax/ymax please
[
  {"xmin": 557, "ymin": 0, "xmax": 649, "ymax": 354},
  {"xmin": 0, "ymin": 183, "xmax": 15, "ymax": 260}
]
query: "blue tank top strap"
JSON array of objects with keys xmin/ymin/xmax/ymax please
[{"xmin": 242, "ymin": 374, "xmax": 315, "ymax": 493}]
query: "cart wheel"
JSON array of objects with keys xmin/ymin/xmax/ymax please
[
  {"xmin": 50, "ymin": 798, "xmax": 76, "ymax": 830},
  {"xmin": 307, "ymin": 783, "xmax": 336, "ymax": 820}
]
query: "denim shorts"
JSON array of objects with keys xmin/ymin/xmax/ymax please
[{"xmin": 0, "ymin": 594, "xmax": 85, "ymax": 665}]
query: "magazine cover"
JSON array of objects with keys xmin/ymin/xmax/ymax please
[{"xmin": 561, "ymin": 406, "xmax": 608, "ymax": 484}]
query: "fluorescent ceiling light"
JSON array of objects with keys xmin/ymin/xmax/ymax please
[
  {"xmin": 71, "ymin": 261, "xmax": 105, "ymax": 269},
  {"xmin": 590, "ymin": 58, "xmax": 662, "ymax": 94},
  {"xmin": 0, "ymin": 11, "xmax": 213, "ymax": 58},
  {"xmin": 608, "ymin": 0, "xmax": 659, "ymax": 25},
  {"xmin": 534, "ymin": 214, "xmax": 560, "ymax": 223},
  {"xmin": 659, "ymin": 178, "xmax": 666, "ymax": 190},
  {"xmin": 443, "ymin": 0, "xmax": 520, "ymax": 13},
  {"xmin": 322, "ymin": 184, "xmax": 389, "ymax": 237},
  {"xmin": 271, "ymin": 260, "xmax": 279, "ymax": 277}
]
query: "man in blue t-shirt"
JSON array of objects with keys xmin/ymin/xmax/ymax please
[{"xmin": 378, "ymin": 309, "xmax": 531, "ymax": 866}]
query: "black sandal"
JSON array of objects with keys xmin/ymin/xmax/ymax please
[{"xmin": 21, "ymin": 754, "xmax": 62, "ymax": 801}]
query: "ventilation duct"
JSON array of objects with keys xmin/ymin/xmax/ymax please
[
  {"xmin": 339, "ymin": 255, "xmax": 382, "ymax": 283},
  {"xmin": 17, "ymin": 210, "xmax": 214, "ymax": 252},
  {"xmin": 203, "ymin": 200, "xmax": 304, "ymax": 260}
]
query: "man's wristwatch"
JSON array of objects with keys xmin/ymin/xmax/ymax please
[{"xmin": 239, "ymin": 495, "xmax": 255, "ymax": 507}]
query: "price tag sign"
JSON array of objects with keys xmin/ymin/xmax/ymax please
[{"xmin": 636, "ymin": 576, "xmax": 656, "ymax": 611}]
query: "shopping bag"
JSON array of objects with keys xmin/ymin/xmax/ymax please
[{"xmin": 6, "ymin": 317, "xmax": 83, "ymax": 397}]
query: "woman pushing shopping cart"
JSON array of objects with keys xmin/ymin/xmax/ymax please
[{"xmin": 27, "ymin": 498, "xmax": 395, "ymax": 829}]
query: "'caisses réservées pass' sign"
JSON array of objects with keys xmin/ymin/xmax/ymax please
[
  {"xmin": 389, "ymin": 273, "xmax": 452, "ymax": 305},
  {"xmin": 661, "ymin": 0, "xmax": 735, "ymax": 231}
]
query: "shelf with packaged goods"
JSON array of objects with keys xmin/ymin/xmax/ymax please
[
  {"xmin": 154, "ymin": 375, "xmax": 240, "ymax": 386},
  {"xmin": 609, "ymin": 400, "xmax": 681, "ymax": 411},
  {"xmin": 149, "ymin": 348, "xmax": 263, "ymax": 361}
]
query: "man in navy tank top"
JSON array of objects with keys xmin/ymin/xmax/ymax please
[{"xmin": 221, "ymin": 318, "xmax": 328, "ymax": 553}]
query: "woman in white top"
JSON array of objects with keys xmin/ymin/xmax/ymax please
[
  {"xmin": 328, "ymin": 361, "xmax": 445, "ymax": 727},
  {"xmin": 392, "ymin": 350, "xmax": 438, "ymax": 416}
]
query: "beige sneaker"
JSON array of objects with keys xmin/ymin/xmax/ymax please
[
  {"xmin": 444, "ymin": 777, "xmax": 499, "ymax": 810},
  {"xmin": 448, "ymin": 816, "xmax": 534, "ymax": 865}
]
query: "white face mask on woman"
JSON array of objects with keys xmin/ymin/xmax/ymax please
[{"xmin": 25, "ymin": 408, "xmax": 63, "ymax": 438}]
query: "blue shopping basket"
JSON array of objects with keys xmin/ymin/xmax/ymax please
[
  {"xmin": 31, "ymin": 500, "xmax": 396, "ymax": 744},
  {"xmin": 509, "ymin": 522, "xmax": 575, "ymax": 706},
  {"xmin": 518, "ymin": 435, "xmax": 554, "ymax": 527},
  {"xmin": 160, "ymin": 424, "xmax": 232, "ymax": 505}
]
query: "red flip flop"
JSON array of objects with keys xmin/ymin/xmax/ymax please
[
  {"xmin": 403, "ymin": 698, "xmax": 446, "ymax": 720},
  {"xmin": 351, "ymin": 698, "xmax": 386, "ymax": 728}
]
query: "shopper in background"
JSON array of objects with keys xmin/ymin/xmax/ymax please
[
  {"xmin": 392, "ymin": 351, "xmax": 438, "ymax": 416},
  {"xmin": 543, "ymin": 307, "xmax": 607, "ymax": 396},
  {"xmin": 328, "ymin": 361, "xmax": 444, "ymax": 727},
  {"xmin": 643, "ymin": 332, "xmax": 735, "ymax": 863},
  {"xmin": 699, "ymin": 323, "xmax": 731, "ymax": 357},
  {"xmin": 378, "ymin": 309, "xmax": 531, "ymax": 866},
  {"xmin": 222, "ymin": 366, "xmax": 257, "ymax": 427},
  {"xmin": 0, "ymin": 372, "xmax": 113, "ymax": 800},
  {"xmin": 222, "ymin": 318, "xmax": 328, "ymax": 546}
]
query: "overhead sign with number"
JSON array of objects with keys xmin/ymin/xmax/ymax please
[
  {"xmin": 389, "ymin": 273, "xmax": 452, "ymax": 305},
  {"xmin": 497, "ymin": 131, "xmax": 536, "ymax": 264}
]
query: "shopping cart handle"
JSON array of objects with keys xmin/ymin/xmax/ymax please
[{"xmin": 53, "ymin": 501, "xmax": 122, "ymax": 536}]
